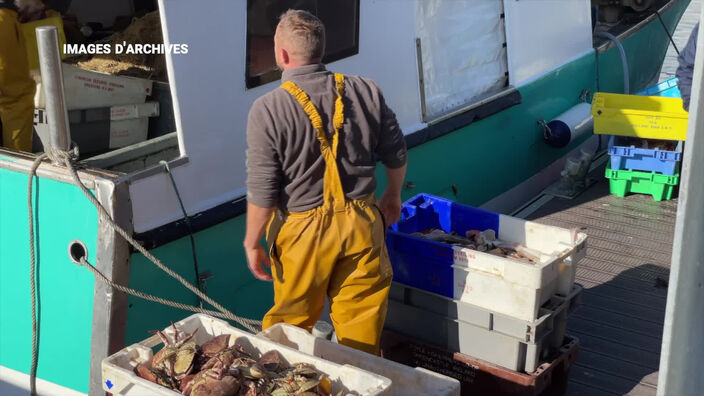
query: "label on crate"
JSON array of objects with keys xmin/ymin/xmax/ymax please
[
  {"xmin": 452, "ymin": 247, "xmax": 476, "ymax": 264},
  {"xmin": 455, "ymin": 277, "xmax": 473, "ymax": 296},
  {"xmin": 72, "ymin": 74, "xmax": 127, "ymax": 94},
  {"xmin": 110, "ymin": 103, "xmax": 159, "ymax": 120},
  {"xmin": 407, "ymin": 343, "xmax": 477, "ymax": 384},
  {"xmin": 633, "ymin": 116, "xmax": 676, "ymax": 132}
]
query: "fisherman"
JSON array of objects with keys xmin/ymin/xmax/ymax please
[
  {"xmin": 244, "ymin": 10, "xmax": 407, "ymax": 355},
  {"xmin": 0, "ymin": 0, "xmax": 70, "ymax": 151},
  {"xmin": 676, "ymin": 23, "xmax": 699, "ymax": 111},
  {"xmin": 0, "ymin": 0, "xmax": 36, "ymax": 151}
]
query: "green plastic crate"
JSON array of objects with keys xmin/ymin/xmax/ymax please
[{"xmin": 605, "ymin": 167, "xmax": 679, "ymax": 201}]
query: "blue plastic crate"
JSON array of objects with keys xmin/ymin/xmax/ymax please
[
  {"xmin": 608, "ymin": 135, "xmax": 682, "ymax": 175},
  {"xmin": 636, "ymin": 77, "xmax": 681, "ymax": 98},
  {"xmin": 386, "ymin": 194, "xmax": 500, "ymax": 298},
  {"xmin": 386, "ymin": 194, "xmax": 587, "ymax": 320}
]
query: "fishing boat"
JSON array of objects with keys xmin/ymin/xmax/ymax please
[{"xmin": 0, "ymin": 0, "xmax": 692, "ymax": 394}]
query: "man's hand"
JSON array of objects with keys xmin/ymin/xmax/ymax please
[
  {"xmin": 244, "ymin": 202, "xmax": 275, "ymax": 281},
  {"xmin": 379, "ymin": 191, "xmax": 402, "ymax": 226},
  {"xmin": 379, "ymin": 163, "xmax": 407, "ymax": 226},
  {"xmin": 244, "ymin": 244, "xmax": 273, "ymax": 281}
]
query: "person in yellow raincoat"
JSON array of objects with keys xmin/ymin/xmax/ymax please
[
  {"xmin": 244, "ymin": 10, "xmax": 407, "ymax": 355},
  {"xmin": 0, "ymin": 0, "xmax": 38, "ymax": 151},
  {"xmin": 0, "ymin": 0, "xmax": 68, "ymax": 151}
]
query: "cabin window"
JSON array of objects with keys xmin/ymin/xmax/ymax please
[
  {"xmin": 246, "ymin": 0, "xmax": 360, "ymax": 89},
  {"xmin": 416, "ymin": 1, "xmax": 509, "ymax": 121}
]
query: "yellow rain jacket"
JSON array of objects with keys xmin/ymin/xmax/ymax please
[{"xmin": 0, "ymin": 8, "xmax": 35, "ymax": 152}]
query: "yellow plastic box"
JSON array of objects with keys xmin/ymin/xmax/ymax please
[
  {"xmin": 21, "ymin": 10, "xmax": 67, "ymax": 70},
  {"xmin": 591, "ymin": 92, "xmax": 689, "ymax": 141}
]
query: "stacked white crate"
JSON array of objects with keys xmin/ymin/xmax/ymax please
[
  {"xmin": 32, "ymin": 64, "xmax": 157, "ymax": 151},
  {"xmin": 385, "ymin": 193, "xmax": 588, "ymax": 373}
]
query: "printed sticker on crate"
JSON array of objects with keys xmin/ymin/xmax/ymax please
[
  {"xmin": 455, "ymin": 277, "xmax": 473, "ymax": 297},
  {"xmin": 452, "ymin": 246, "xmax": 477, "ymax": 264}
]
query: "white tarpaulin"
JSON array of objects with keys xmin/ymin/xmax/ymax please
[{"xmin": 417, "ymin": 0, "xmax": 508, "ymax": 120}]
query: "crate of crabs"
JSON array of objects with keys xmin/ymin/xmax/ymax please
[{"xmin": 102, "ymin": 314, "xmax": 391, "ymax": 396}]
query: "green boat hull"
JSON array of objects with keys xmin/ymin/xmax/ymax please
[
  {"xmin": 0, "ymin": 2, "xmax": 690, "ymax": 393},
  {"xmin": 126, "ymin": 1, "xmax": 689, "ymax": 344}
]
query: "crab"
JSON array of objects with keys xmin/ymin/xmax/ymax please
[
  {"xmin": 137, "ymin": 327, "xmax": 338, "ymax": 396},
  {"xmin": 266, "ymin": 363, "xmax": 332, "ymax": 396},
  {"xmin": 150, "ymin": 322, "xmax": 199, "ymax": 379},
  {"xmin": 267, "ymin": 376, "xmax": 328, "ymax": 396},
  {"xmin": 192, "ymin": 376, "xmax": 239, "ymax": 396},
  {"xmin": 257, "ymin": 350, "xmax": 283, "ymax": 372},
  {"xmin": 201, "ymin": 345, "xmax": 252, "ymax": 374},
  {"xmin": 267, "ymin": 377, "xmax": 320, "ymax": 396},
  {"xmin": 134, "ymin": 362, "xmax": 178, "ymax": 390},
  {"xmin": 238, "ymin": 379, "xmax": 264, "ymax": 396},
  {"xmin": 181, "ymin": 363, "xmax": 240, "ymax": 396},
  {"xmin": 201, "ymin": 334, "xmax": 231, "ymax": 357},
  {"xmin": 229, "ymin": 357, "xmax": 269, "ymax": 379}
]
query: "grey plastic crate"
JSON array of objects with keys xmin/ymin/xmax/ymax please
[
  {"xmin": 34, "ymin": 108, "xmax": 110, "ymax": 154},
  {"xmin": 385, "ymin": 282, "xmax": 582, "ymax": 373},
  {"xmin": 33, "ymin": 102, "xmax": 158, "ymax": 154}
]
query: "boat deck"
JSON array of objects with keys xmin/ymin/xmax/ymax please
[
  {"xmin": 514, "ymin": 157, "xmax": 676, "ymax": 396},
  {"xmin": 514, "ymin": 3, "xmax": 697, "ymax": 392}
]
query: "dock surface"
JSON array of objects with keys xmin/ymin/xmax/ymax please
[
  {"xmin": 517, "ymin": 158, "xmax": 677, "ymax": 395},
  {"xmin": 516, "ymin": 4, "xmax": 698, "ymax": 392}
]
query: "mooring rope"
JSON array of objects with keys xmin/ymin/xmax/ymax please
[
  {"xmin": 27, "ymin": 153, "xmax": 49, "ymax": 396},
  {"xmin": 77, "ymin": 257, "xmax": 260, "ymax": 328},
  {"xmin": 26, "ymin": 151, "xmax": 262, "ymax": 393}
]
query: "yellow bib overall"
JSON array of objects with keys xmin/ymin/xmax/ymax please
[
  {"xmin": 0, "ymin": 9, "xmax": 35, "ymax": 151},
  {"xmin": 262, "ymin": 73, "xmax": 393, "ymax": 355}
]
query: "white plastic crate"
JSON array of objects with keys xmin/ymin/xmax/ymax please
[
  {"xmin": 388, "ymin": 193, "xmax": 588, "ymax": 321},
  {"xmin": 259, "ymin": 324, "xmax": 461, "ymax": 396},
  {"xmin": 102, "ymin": 314, "xmax": 391, "ymax": 396},
  {"xmin": 32, "ymin": 64, "xmax": 153, "ymax": 110},
  {"xmin": 451, "ymin": 218, "xmax": 586, "ymax": 322}
]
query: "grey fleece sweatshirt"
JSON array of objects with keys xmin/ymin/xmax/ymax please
[{"xmin": 246, "ymin": 64, "xmax": 407, "ymax": 212}]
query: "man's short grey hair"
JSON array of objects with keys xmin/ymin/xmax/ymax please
[{"xmin": 277, "ymin": 9, "xmax": 326, "ymax": 61}]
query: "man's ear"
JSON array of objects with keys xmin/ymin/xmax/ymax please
[{"xmin": 281, "ymin": 47, "xmax": 291, "ymax": 66}]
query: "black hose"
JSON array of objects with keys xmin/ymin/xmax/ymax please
[
  {"xmin": 161, "ymin": 161, "xmax": 204, "ymax": 308},
  {"xmin": 654, "ymin": 8, "xmax": 680, "ymax": 55}
]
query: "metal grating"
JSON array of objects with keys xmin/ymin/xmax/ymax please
[{"xmin": 522, "ymin": 169, "xmax": 677, "ymax": 395}]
